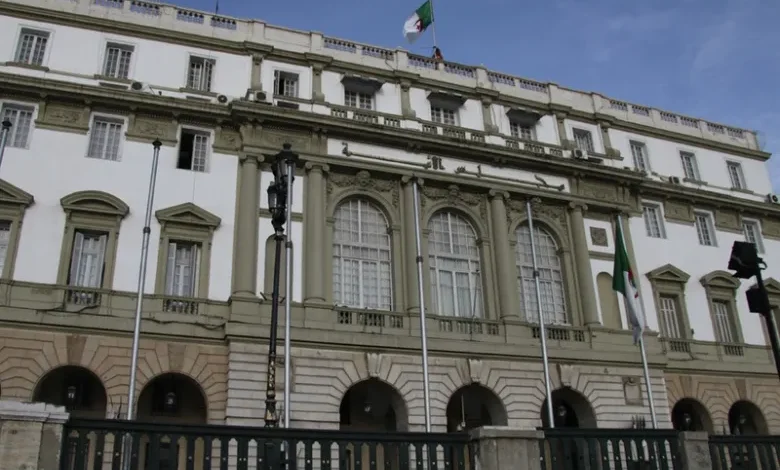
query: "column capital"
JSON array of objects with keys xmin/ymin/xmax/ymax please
[
  {"xmin": 238, "ymin": 153, "xmax": 264, "ymax": 165},
  {"xmin": 569, "ymin": 201, "xmax": 588, "ymax": 212},
  {"xmin": 401, "ymin": 175, "xmax": 425, "ymax": 186},
  {"xmin": 488, "ymin": 189, "xmax": 510, "ymax": 201},
  {"xmin": 554, "ymin": 111, "xmax": 568, "ymax": 120},
  {"xmin": 304, "ymin": 161, "xmax": 330, "ymax": 173}
]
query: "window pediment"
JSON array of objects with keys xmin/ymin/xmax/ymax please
[
  {"xmin": 60, "ymin": 190, "xmax": 129, "ymax": 218},
  {"xmin": 155, "ymin": 202, "xmax": 221, "ymax": 229},
  {"xmin": 700, "ymin": 270, "xmax": 740, "ymax": 290},
  {"xmin": 646, "ymin": 264, "xmax": 690, "ymax": 284},
  {"xmin": 341, "ymin": 74, "xmax": 383, "ymax": 94},
  {"xmin": 427, "ymin": 91, "xmax": 466, "ymax": 108},
  {"xmin": 0, "ymin": 179, "xmax": 33, "ymax": 208}
]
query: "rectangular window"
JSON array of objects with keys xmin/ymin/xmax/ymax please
[
  {"xmin": 712, "ymin": 300, "xmax": 737, "ymax": 343},
  {"xmin": 176, "ymin": 129, "xmax": 209, "ymax": 172},
  {"xmin": 186, "ymin": 56, "xmax": 215, "ymax": 91},
  {"xmin": 694, "ymin": 212, "xmax": 716, "ymax": 246},
  {"xmin": 510, "ymin": 122, "xmax": 534, "ymax": 140},
  {"xmin": 68, "ymin": 231, "xmax": 108, "ymax": 288},
  {"xmin": 630, "ymin": 141, "xmax": 650, "ymax": 171},
  {"xmin": 102, "ymin": 43, "xmax": 133, "ymax": 79},
  {"xmin": 659, "ymin": 295, "xmax": 684, "ymax": 339},
  {"xmin": 572, "ymin": 128, "xmax": 594, "ymax": 152},
  {"xmin": 430, "ymin": 106, "xmax": 457, "ymax": 126},
  {"xmin": 165, "ymin": 241, "xmax": 200, "ymax": 298},
  {"xmin": 680, "ymin": 151, "xmax": 700, "ymax": 180},
  {"xmin": 1, "ymin": 104, "xmax": 34, "ymax": 148},
  {"xmin": 14, "ymin": 29, "xmax": 49, "ymax": 66},
  {"xmin": 742, "ymin": 220, "xmax": 764, "ymax": 254},
  {"xmin": 0, "ymin": 221, "xmax": 10, "ymax": 275},
  {"xmin": 274, "ymin": 70, "xmax": 299, "ymax": 98},
  {"xmin": 727, "ymin": 161, "xmax": 746, "ymax": 190},
  {"xmin": 87, "ymin": 117, "xmax": 123, "ymax": 161},
  {"xmin": 642, "ymin": 204, "xmax": 665, "ymax": 239},
  {"xmin": 344, "ymin": 90, "xmax": 373, "ymax": 110}
]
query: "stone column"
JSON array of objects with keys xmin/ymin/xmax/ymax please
[
  {"xmin": 678, "ymin": 432, "xmax": 712, "ymax": 470},
  {"xmin": 481, "ymin": 98, "xmax": 498, "ymax": 133},
  {"xmin": 469, "ymin": 427, "xmax": 543, "ymax": 470},
  {"xmin": 598, "ymin": 120, "xmax": 613, "ymax": 149},
  {"xmin": 489, "ymin": 191, "xmax": 519, "ymax": 318},
  {"xmin": 232, "ymin": 154, "xmax": 262, "ymax": 299},
  {"xmin": 400, "ymin": 80, "xmax": 416, "ymax": 119},
  {"xmin": 312, "ymin": 65, "xmax": 326, "ymax": 103},
  {"xmin": 304, "ymin": 162, "xmax": 328, "ymax": 303},
  {"xmin": 569, "ymin": 202, "xmax": 599, "ymax": 326},
  {"xmin": 402, "ymin": 176, "xmax": 422, "ymax": 313},
  {"xmin": 555, "ymin": 112, "xmax": 569, "ymax": 147},
  {"xmin": 250, "ymin": 53, "xmax": 264, "ymax": 90},
  {"xmin": 0, "ymin": 401, "xmax": 70, "ymax": 470}
]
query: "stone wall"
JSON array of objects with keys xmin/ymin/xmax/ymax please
[{"xmin": 0, "ymin": 401, "xmax": 69, "ymax": 470}]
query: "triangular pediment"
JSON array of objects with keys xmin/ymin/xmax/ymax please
[
  {"xmin": 61, "ymin": 190, "xmax": 129, "ymax": 218},
  {"xmin": 0, "ymin": 179, "xmax": 34, "ymax": 207},
  {"xmin": 700, "ymin": 270, "xmax": 741, "ymax": 290},
  {"xmin": 646, "ymin": 264, "xmax": 690, "ymax": 284},
  {"xmin": 753, "ymin": 278, "xmax": 780, "ymax": 297},
  {"xmin": 155, "ymin": 202, "xmax": 221, "ymax": 228}
]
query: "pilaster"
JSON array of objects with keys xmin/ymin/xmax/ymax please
[
  {"xmin": 400, "ymin": 81, "xmax": 417, "ymax": 119},
  {"xmin": 555, "ymin": 112, "xmax": 569, "ymax": 147},
  {"xmin": 481, "ymin": 98, "xmax": 498, "ymax": 133},
  {"xmin": 304, "ymin": 162, "xmax": 329, "ymax": 302},
  {"xmin": 598, "ymin": 120, "xmax": 613, "ymax": 149},
  {"xmin": 312, "ymin": 64, "xmax": 326, "ymax": 103},
  {"xmin": 569, "ymin": 202, "xmax": 599, "ymax": 326},
  {"xmin": 489, "ymin": 190, "xmax": 519, "ymax": 318},
  {"xmin": 231, "ymin": 153, "xmax": 263, "ymax": 302},
  {"xmin": 250, "ymin": 53, "xmax": 264, "ymax": 90},
  {"xmin": 401, "ymin": 176, "xmax": 423, "ymax": 313}
]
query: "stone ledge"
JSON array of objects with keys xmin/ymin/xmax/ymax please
[
  {"xmin": 0, "ymin": 401, "xmax": 69, "ymax": 423},
  {"xmin": 469, "ymin": 426, "xmax": 543, "ymax": 440}
]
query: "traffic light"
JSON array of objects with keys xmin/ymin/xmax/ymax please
[
  {"xmin": 728, "ymin": 241, "xmax": 760, "ymax": 279},
  {"xmin": 746, "ymin": 285, "xmax": 771, "ymax": 316}
]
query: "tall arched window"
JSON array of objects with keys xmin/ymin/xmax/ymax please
[
  {"xmin": 428, "ymin": 211, "xmax": 483, "ymax": 317},
  {"xmin": 332, "ymin": 199, "xmax": 392, "ymax": 310},
  {"xmin": 516, "ymin": 224, "xmax": 567, "ymax": 324}
]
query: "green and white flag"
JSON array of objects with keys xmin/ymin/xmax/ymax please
[
  {"xmin": 613, "ymin": 221, "xmax": 644, "ymax": 345},
  {"xmin": 403, "ymin": 0, "xmax": 434, "ymax": 43}
]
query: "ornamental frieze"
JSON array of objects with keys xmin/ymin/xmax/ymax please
[
  {"xmin": 421, "ymin": 184, "xmax": 487, "ymax": 221},
  {"xmin": 714, "ymin": 207, "xmax": 741, "ymax": 232},
  {"xmin": 126, "ymin": 114, "xmax": 178, "ymax": 146},
  {"xmin": 506, "ymin": 198, "xmax": 569, "ymax": 233},
  {"xmin": 213, "ymin": 126, "xmax": 242, "ymax": 154},
  {"xmin": 326, "ymin": 170, "xmax": 399, "ymax": 207},
  {"xmin": 239, "ymin": 124, "xmax": 313, "ymax": 152},
  {"xmin": 762, "ymin": 217, "xmax": 780, "ymax": 240},
  {"xmin": 35, "ymin": 101, "xmax": 91, "ymax": 134},
  {"xmin": 663, "ymin": 200, "xmax": 694, "ymax": 224}
]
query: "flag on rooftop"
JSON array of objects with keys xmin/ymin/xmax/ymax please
[
  {"xmin": 403, "ymin": 0, "xmax": 434, "ymax": 43},
  {"xmin": 613, "ymin": 221, "xmax": 644, "ymax": 345}
]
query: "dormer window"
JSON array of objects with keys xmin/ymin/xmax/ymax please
[
  {"xmin": 341, "ymin": 74, "xmax": 383, "ymax": 111},
  {"xmin": 345, "ymin": 90, "xmax": 373, "ymax": 110},
  {"xmin": 427, "ymin": 91, "xmax": 464, "ymax": 127},
  {"xmin": 506, "ymin": 108, "xmax": 541, "ymax": 141},
  {"xmin": 510, "ymin": 122, "xmax": 534, "ymax": 140},
  {"xmin": 431, "ymin": 106, "xmax": 457, "ymax": 126}
]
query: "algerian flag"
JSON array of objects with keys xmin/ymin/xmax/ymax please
[
  {"xmin": 403, "ymin": 0, "xmax": 434, "ymax": 43},
  {"xmin": 613, "ymin": 221, "xmax": 645, "ymax": 345}
]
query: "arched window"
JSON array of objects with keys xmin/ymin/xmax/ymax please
[
  {"xmin": 516, "ymin": 224, "xmax": 567, "ymax": 324},
  {"xmin": 428, "ymin": 211, "xmax": 483, "ymax": 317},
  {"xmin": 332, "ymin": 199, "xmax": 392, "ymax": 310}
]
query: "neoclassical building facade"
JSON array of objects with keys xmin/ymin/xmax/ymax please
[{"xmin": 0, "ymin": 0, "xmax": 777, "ymax": 436}]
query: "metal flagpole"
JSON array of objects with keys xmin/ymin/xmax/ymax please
[
  {"xmin": 283, "ymin": 157, "xmax": 295, "ymax": 429},
  {"xmin": 429, "ymin": 0, "xmax": 438, "ymax": 49},
  {"xmin": 616, "ymin": 214, "xmax": 658, "ymax": 429},
  {"xmin": 123, "ymin": 139, "xmax": 162, "ymax": 470},
  {"xmin": 411, "ymin": 178, "xmax": 432, "ymax": 432},
  {"xmin": 526, "ymin": 200, "xmax": 555, "ymax": 428},
  {"xmin": 0, "ymin": 119, "xmax": 13, "ymax": 172}
]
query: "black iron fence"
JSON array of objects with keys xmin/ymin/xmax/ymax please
[
  {"xmin": 540, "ymin": 428, "xmax": 682, "ymax": 470},
  {"xmin": 710, "ymin": 435, "xmax": 780, "ymax": 470},
  {"xmin": 61, "ymin": 418, "xmax": 473, "ymax": 470}
]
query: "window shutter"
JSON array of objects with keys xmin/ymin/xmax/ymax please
[
  {"xmin": 166, "ymin": 242, "xmax": 178, "ymax": 296},
  {"xmin": 93, "ymin": 234, "xmax": 108, "ymax": 288},
  {"xmin": 70, "ymin": 232, "xmax": 85, "ymax": 285},
  {"xmin": 190, "ymin": 245, "xmax": 201, "ymax": 298}
]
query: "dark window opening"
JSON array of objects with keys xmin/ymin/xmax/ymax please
[{"xmin": 177, "ymin": 130, "xmax": 196, "ymax": 170}]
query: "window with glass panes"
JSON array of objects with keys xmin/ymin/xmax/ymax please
[
  {"xmin": 658, "ymin": 295, "xmax": 684, "ymax": 338},
  {"xmin": 274, "ymin": 71, "xmax": 299, "ymax": 98},
  {"xmin": 68, "ymin": 231, "xmax": 108, "ymax": 288},
  {"xmin": 102, "ymin": 43, "xmax": 133, "ymax": 79},
  {"xmin": 711, "ymin": 300, "xmax": 737, "ymax": 343},
  {"xmin": 509, "ymin": 122, "xmax": 534, "ymax": 140},
  {"xmin": 344, "ymin": 90, "xmax": 373, "ymax": 110},
  {"xmin": 680, "ymin": 151, "xmax": 700, "ymax": 180},
  {"xmin": 428, "ymin": 212, "xmax": 482, "ymax": 317},
  {"xmin": 0, "ymin": 221, "xmax": 10, "ymax": 275},
  {"xmin": 186, "ymin": 56, "xmax": 214, "ymax": 91},
  {"xmin": 572, "ymin": 128, "xmax": 594, "ymax": 151},
  {"xmin": 642, "ymin": 204, "xmax": 664, "ymax": 238},
  {"xmin": 1, "ymin": 104, "xmax": 34, "ymax": 148},
  {"xmin": 332, "ymin": 199, "xmax": 392, "ymax": 310},
  {"xmin": 14, "ymin": 29, "xmax": 48, "ymax": 66},
  {"xmin": 630, "ymin": 141, "xmax": 649, "ymax": 171},
  {"xmin": 430, "ymin": 106, "xmax": 457, "ymax": 126},
  {"xmin": 516, "ymin": 224, "xmax": 566, "ymax": 324},
  {"xmin": 694, "ymin": 212, "xmax": 716, "ymax": 246},
  {"xmin": 727, "ymin": 162, "xmax": 746, "ymax": 190},
  {"xmin": 87, "ymin": 117, "xmax": 123, "ymax": 161},
  {"xmin": 165, "ymin": 241, "xmax": 200, "ymax": 298},
  {"xmin": 742, "ymin": 220, "xmax": 764, "ymax": 253}
]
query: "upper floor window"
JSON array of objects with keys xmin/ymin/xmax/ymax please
[
  {"xmin": 165, "ymin": 241, "xmax": 200, "ymax": 298},
  {"xmin": 1, "ymin": 104, "xmax": 34, "ymax": 149},
  {"xmin": 274, "ymin": 70, "xmax": 299, "ymax": 98},
  {"xmin": 658, "ymin": 295, "xmax": 685, "ymax": 339},
  {"xmin": 186, "ymin": 56, "xmax": 214, "ymax": 92},
  {"xmin": 694, "ymin": 212, "xmax": 716, "ymax": 246},
  {"xmin": 68, "ymin": 230, "xmax": 107, "ymax": 288},
  {"xmin": 344, "ymin": 90, "xmax": 373, "ymax": 110},
  {"xmin": 510, "ymin": 121, "xmax": 534, "ymax": 140},
  {"xmin": 727, "ymin": 161, "xmax": 746, "ymax": 190},
  {"xmin": 332, "ymin": 199, "xmax": 392, "ymax": 310},
  {"xmin": 642, "ymin": 203, "xmax": 665, "ymax": 239},
  {"xmin": 680, "ymin": 151, "xmax": 700, "ymax": 180},
  {"xmin": 87, "ymin": 116, "xmax": 123, "ymax": 161},
  {"xmin": 711, "ymin": 299, "xmax": 738, "ymax": 343},
  {"xmin": 431, "ymin": 106, "xmax": 457, "ymax": 126},
  {"xmin": 102, "ymin": 43, "xmax": 133, "ymax": 80},
  {"xmin": 742, "ymin": 220, "xmax": 764, "ymax": 254},
  {"xmin": 0, "ymin": 222, "xmax": 10, "ymax": 275},
  {"xmin": 428, "ymin": 211, "xmax": 482, "ymax": 317},
  {"xmin": 516, "ymin": 224, "xmax": 566, "ymax": 324},
  {"xmin": 572, "ymin": 128, "xmax": 594, "ymax": 152},
  {"xmin": 176, "ymin": 129, "xmax": 209, "ymax": 172},
  {"xmin": 630, "ymin": 141, "xmax": 650, "ymax": 171},
  {"xmin": 14, "ymin": 29, "xmax": 49, "ymax": 66}
]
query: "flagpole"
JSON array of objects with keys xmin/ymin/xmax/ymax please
[
  {"xmin": 616, "ymin": 214, "xmax": 658, "ymax": 429},
  {"xmin": 527, "ymin": 199, "xmax": 555, "ymax": 429},
  {"xmin": 429, "ymin": 0, "xmax": 438, "ymax": 49},
  {"xmin": 411, "ymin": 177, "xmax": 432, "ymax": 432}
]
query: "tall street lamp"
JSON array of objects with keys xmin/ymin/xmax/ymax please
[
  {"xmin": 0, "ymin": 119, "xmax": 14, "ymax": 172},
  {"xmin": 264, "ymin": 143, "xmax": 299, "ymax": 428}
]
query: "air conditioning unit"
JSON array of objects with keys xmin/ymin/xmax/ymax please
[
  {"xmin": 571, "ymin": 149, "xmax": 587, "ymax": 159},
  {"xmin": 669, "ymin": 176, "xmax": 681, "ymax": 184},
  {"xmin": 130, "ymin": 81, "xmax": 145, "ymax": 91},
  {"xmin": 767, "ymin": 193, "xmax": 779, "ymax": 204},
  {"xmin": 243, "ymin": 89, "xmax": 269, "ymax": 103},
  {"xmin": 217, "ymin": 94, "xmax": 229, "ymax": 104}
]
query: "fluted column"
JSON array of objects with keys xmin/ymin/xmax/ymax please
[
  {"xmin": 489, "ymin": 190, "xmax": 519, "ymax": 318},
  {"xmin": 232, "ymin": 154, "xmax": 262, "ymax": 298},
  {"xmin": 401, "ymin": 176, "xmax": 422, "ymax": 313},
  {"xmin": 569, "ymin": 202, "xmax": 599, "ymax": 326},
  {"xmin": 304, "ymin": 162, "xmax": 328, "ymax": 302}
]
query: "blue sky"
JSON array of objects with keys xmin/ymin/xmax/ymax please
[{"xmin": 178, "ymin": 0, "xmax": 779, "ymax": 189}]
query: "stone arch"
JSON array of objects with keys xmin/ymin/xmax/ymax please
[
  {"xmin": 339, "ymin": 377, "xmax": 409, "ymax": 432},
  {"xmin": 137, "ymin": 372, "xmax": 208, "ymax": 424},
  {"xmin": 671, "ymin": 398, "xmax": 714, "ymax": 433},
  {"xmin": 446, "ymin": 383, "xmax": 508, "ymax": 432},
  {"xmin": 729, "ymin": 400, "xmax": 769, "ymax": 435},
  {"xmin": 508, "ymin": 216, "xmax": 569, "ymax": 251},
  {"xmin": 329, "ymin": 191, "xmax": 399, "ymax": 228},
  {"xmin": 60, "ymin": 190, "xmax": 129, "ymax": 218},
  {"xmin": 424, "ymin": 204, "xmax": 487, "ymax": 241},
  {"xmin": 33, "ymin": 365, "xmax": 107, "ymax": 419},
  {"xmin": 597, "ymin": 272, "xmax": 622, "ymax": 329},
  {"xmin": 541, "ymin": 386, "xmax": 597, "ymax": 428}
]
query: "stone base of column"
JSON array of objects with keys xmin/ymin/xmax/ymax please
[
  {"xmin": 469, "ymin": 427, "xmax": 543, "ymax": 470},
  {"xmin": 0, "ymin": 401, "xmax": 69, "ymax": 470}
]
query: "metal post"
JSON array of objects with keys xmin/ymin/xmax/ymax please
[
  {"xmin": 411, "ymin": 178, "xmax": 432, "ymax": 432},
  {"xmin": 526, "ymin": 200, "xmax": 555, "ymax": 429},
  {"xmin": 756, "ymin": 269, "xmax": 780, "ymax": 380},
  {"xmin": 283, "ymin": 158, "xmax": 295, "ymax": 428},
  {"xmin": 0, "ymin": 119, "xmax": 13, "ymax": 172},
  {"xmin": 264, "ymin": 230, "xmax": 283, "ymax": 428},
  {"xmin": 122, "ymin": 139, "xmax": 162, "ymax": 470}
]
